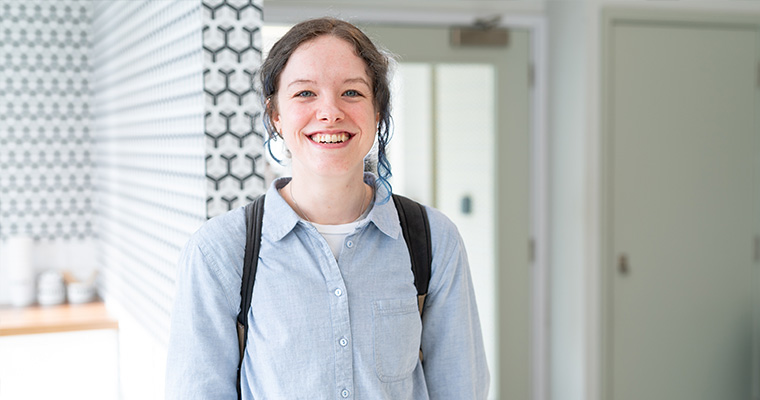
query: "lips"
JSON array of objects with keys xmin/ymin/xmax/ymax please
[{"xmin": 308, "ymin": 132, "xmax": 351, "ymax": 144}]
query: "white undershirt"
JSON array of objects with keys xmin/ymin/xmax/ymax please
[
  {"xmin": 310, "ymin": 199, "xmax": 374, "ymax": 259},
  {"xmin": 311, "ymin": 221, "xmax": 360, "ymax": 259}
]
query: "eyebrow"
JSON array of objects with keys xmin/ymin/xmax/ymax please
[
  {"xmin": 286, "ymin": 77, "xmax": 371, "ymax": 89},
  {"xmin": 343, "ymin": 77, "xmax": 371, "ymax": 87},
  {"xmin": 286, "ymin": 79, "xmax": 316, "ymax": 89}
]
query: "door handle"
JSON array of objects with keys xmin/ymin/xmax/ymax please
[{"xmin": 618, "ymin": 254, "xmax": 630, "ymax": 275}]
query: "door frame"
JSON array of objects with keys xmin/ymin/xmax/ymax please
[
  {"xmin": 600, "ymin": 8, "xmax": 760, "ymax": 400},
  {"xmin": 520, "ymin": 16, "xmax": 549, "ymax": 400}
]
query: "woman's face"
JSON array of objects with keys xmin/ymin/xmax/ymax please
[{"xmin": 272, "ymin": 35, "xmax": 378, "ymax": 180}]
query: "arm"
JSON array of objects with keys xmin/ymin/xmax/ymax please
[
  {"xmin": 165, "ymin": 234, "xmax": 240, "ymax": 399},
  {"xmin": 420, "ymin": 212, "xmax": 490, "ymax": 399}
]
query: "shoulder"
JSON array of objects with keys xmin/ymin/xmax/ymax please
[
  {"xmin": 390, "ymin": 194, "xmax": 461, "ymax": 246},
  {"xmin": 172, "ymin": 206, "xmax": 248, "ymax": 319},
  {"xmin": 189, "ymin": 206, "xmax": 246, "ymax": 250},
  {"xmin": 182, "ymin": 206, "xmax": 247, "ymax": 276},
  {"xmin": 421, "ymin": 205, "xmax": 463, "ymax": 251},
  {"xmin": 414, "ymin": 204, "xmax": 472, "ymax": 300}
]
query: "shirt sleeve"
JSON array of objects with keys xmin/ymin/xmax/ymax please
[
  {"xmin": 420, "ymin": 210, "xmax": 491, "ymax": 399},
  {"xmin": 165, "ymin": 234, "xmax": 240, "ymax": 400}
]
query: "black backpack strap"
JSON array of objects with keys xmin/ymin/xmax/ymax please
[
  {"xmin": 236, "ymin": 194, "xmax": 265, "ymax": 399},
  {"xmin": 392, "ymin": 194, "xmax": 432, "ymax": 316}
]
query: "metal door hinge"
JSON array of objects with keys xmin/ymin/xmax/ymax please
[
  {"xmin": 529, "ymin": 63, "xmax": 535, "ymax": 89},
  {"xmin": 529, "ymin": 238, "xmax": 536, "ymax": 264}
]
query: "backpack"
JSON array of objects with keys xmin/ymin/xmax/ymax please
[{"xmin": 235, "ymin": 193, "xmax": 432, "ymax": 399}]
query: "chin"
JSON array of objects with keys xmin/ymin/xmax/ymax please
[{"xmin": 311, "ymin": 163, "xmax": 364, "ymax": 178}]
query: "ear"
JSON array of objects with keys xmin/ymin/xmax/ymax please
[
  {"xmin": 272, "ymin": 112, "xmax": 282, "ymax": 134},
  {"xmin": 268, "ymin": 98, "xmax": 282, "ymax": 135},
  {"xmin": 376, "ymin": 112, "xmax": 380, "ymax": 125}
]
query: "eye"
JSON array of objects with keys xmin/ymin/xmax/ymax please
[
  {"xmin": 295, "ymin": 90, "xmax": 315, "ymax": 98},
  {"xmin": 343, "ymin": 89, "xmax": 363, "ymax": 97}
]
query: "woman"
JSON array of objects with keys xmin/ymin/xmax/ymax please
[{"xmin": 166, "ymin": 18, "xmax": 489, "ymax": 399}]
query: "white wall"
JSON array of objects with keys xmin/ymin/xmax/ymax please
[{"xmin": 546, "ymin": 2, "xmax": 593, "ymax": 400}]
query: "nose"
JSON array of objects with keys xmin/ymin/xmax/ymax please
[{"xmin": 316, "ymin": 96, "xmax": 344, "ymax": 123}]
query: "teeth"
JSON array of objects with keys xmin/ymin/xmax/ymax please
[{"xmin": 311, "ymin": 133, "xmax": 349, "ymax": 143}]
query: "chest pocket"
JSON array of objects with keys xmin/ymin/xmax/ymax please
[{"xmin": 372, "ymin": 297, "xmax": 422, "ymax": 382}]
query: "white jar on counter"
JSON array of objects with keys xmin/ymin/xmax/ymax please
[
  {"xmin": 37, "ymin": 270, "xmax": 66, "ymax": 306},
  {"xmin": 6, "ymin": 236, "xmax": 36, "ymax": 307}
]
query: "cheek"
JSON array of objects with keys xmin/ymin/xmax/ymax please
[{"xmin": 274, "ymin": 103, "xmax": 309, "ymax": 133}]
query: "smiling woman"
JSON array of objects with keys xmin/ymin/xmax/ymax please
[
  {"xmin": 165, "ymin": 17, "xmax": 490, "ymax": 400},
  {"xmin": 271, "ymin": 35, "xmax": 378, "ymax": 217}
]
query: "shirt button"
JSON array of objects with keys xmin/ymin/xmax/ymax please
[
  {"xmin": 334, "ymin": 288, "xmax": 343, "ymax": 297},
  {"xmin": 346, "ymin": 240, "xmax": 354, "ymax": 248},
  {"xmin": 339, "ymin": 337, "xmax": 348, "ymax": 347},
  {"xmin": 341, "ymin": 389, "xmax": 350, "ymax": 398}
]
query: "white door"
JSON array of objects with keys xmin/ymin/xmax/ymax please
[
  {"xmin": 363, "ymin": 25, "xmax": 533, "ymax": 400},
  {"xmin": 605, "ymin": 18, "xmax": 759, "ymax": 400}
]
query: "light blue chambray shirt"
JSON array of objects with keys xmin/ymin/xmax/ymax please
[{"xmin": 166, "ymin": 174, "xmax": 489, "ymax": 399}]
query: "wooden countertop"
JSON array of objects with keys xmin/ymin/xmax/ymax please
[{"xmin": 0, "ymin": 301, "xmax": 118, "ymax": 336}]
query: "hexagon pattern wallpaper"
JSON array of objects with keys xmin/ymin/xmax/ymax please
[
  {"xmin": 0, "ymin": 1, "xmax": 94, "ymax": 241},
  {"xmin": 203, "ymin": 0, "xmax": 267, "ymax": 218}
]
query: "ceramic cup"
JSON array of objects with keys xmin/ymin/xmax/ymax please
[
  {"xmin": 67, "ymin": 281, "xmax": 96, "ymax": 304},
  {"xmin": 37, "ymin": 270, "xmax": 66, "ymax": 306}
]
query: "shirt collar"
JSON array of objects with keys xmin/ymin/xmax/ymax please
[
  {"xmin": 262, "ymin": 177, "xmax": 300, "ymax": 242},
  {"xmin": 363, "ymin": 173, "xmax": 401, "ymax": 240},
  {"xmin": 262, "ymin": 173, "xmax": 401, "ymax": 242}
]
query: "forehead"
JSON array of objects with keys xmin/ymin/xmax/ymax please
[{"xmin": 279, "ymin": 35, "xmax": 371, "ymax": 85}]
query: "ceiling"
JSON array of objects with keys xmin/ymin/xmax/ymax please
[{"xmin": 263, "ymin": 0, "xmax": 546, "ymax": 25}]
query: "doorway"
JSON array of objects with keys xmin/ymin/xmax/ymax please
[{"xmin": 602, "ymin": 11, "xmax": 760, "ymax": 400}]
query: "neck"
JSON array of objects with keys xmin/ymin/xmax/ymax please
[{"xmin": 283, "ymin": 169, "xmax": 370, "ymax": 225}]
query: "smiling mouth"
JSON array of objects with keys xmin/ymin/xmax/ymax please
[{"xmin": 309, "ymin": 132, "xmax": 351, "ymax": 144}]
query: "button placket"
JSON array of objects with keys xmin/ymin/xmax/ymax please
[
  {"xmin": 323, "ymin": 228, "xmax": 354, "ymax": 400},
  {"xmin": 327, "ymin": 277, "xmax": 352, "ymax": 399}
]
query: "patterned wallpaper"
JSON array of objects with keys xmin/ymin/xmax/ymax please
[
  {"xmin": 0, "ymin": 0, "xmax": 94, "ymax": 241},
  {"xmin": 91, "ymin": 0, "xmax": 208, "ymax": 341},
  {"xmin": 92, "ymin": 0, "xmax": 266, "ymax": 343},
  {"xmin": 203, "ymin": 0, "xmax": 267, "ymax": 218},
  {"xmin": 1, "ymin": 0, "xmax": 266, "ymax": 341}
]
